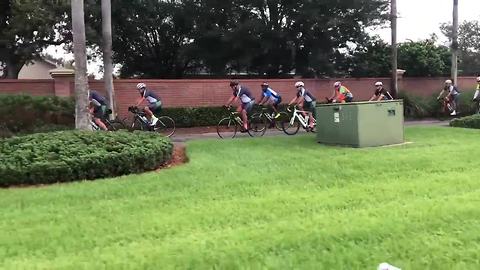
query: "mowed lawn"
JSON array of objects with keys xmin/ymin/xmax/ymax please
[{"xmin": 1, "ymin": 127, "xmax": 480, "ymax": 269}]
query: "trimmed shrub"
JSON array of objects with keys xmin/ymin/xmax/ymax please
[
  {"xmin": 449, "ymin": 114, "xmax": 480, "ymax": 129},
  {"xmin": 0, "ymin": 130, "xmax": 173, "ymax": 187},
  {"xmin": 0, "ymin": 94, "xmax": 75, "ymax": 136}
]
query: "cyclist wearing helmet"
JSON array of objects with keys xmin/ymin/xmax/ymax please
[
  {"xmin": 135, "ymin": 82, "xmax": 162, "ymax": 125},
  {"xmin": 88, "ymin": 90, "xmax": 108, "ymax": 131},
  {"xmin": 329, "ymin": 81, "xmax": 353, "ymax": 103},
  {"xmin": 369, "ymin": 81, "xmax": 393, "ymax": 101},
  {"xmin": 225, "ymin": 80, "xmax": 255, "ymax": 131},
  {"xmin": 473, "ymin": 76, "xmax": 480, "ymax": 101},
  {"xmin": 258, "ymin": 82, "xmax": 282, "ymax": 118},
  {"xmin": 288, "ymin": 81, "xmax": 316, "ymax": 129},
  {"xmin": 437, "ymin": 79, "xmax": 460, "ymax": 116}
]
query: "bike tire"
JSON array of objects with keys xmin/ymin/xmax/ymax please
[
  {"xmin": 154, "ymin": 116, "xmax": 175, "ymax": 137},
  {"xmin": 217, "ymin": 117, "xmax": 238, "ymax": 139},
  {"xmin": 131, "ymin": 117, "xmax": 146, "ymax": 131},
  {"xmin": 108, "ymin": 119, "xmax": 127, "ymax": 131},
  {"xmin": 248, "ymin": 114, "xmax": 267, "ymax": 137},
  {"xmin": 274, "ymin": 112, "xmax": 289, "ymax": 131},
  {"xmin": 281, "ymin": 117, "xmax": 301, "ymax": 135}
]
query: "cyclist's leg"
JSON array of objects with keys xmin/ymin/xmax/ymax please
[
  {"xmin": 241, "ymin": 102, "xmax": 253, "ymax": 130},
  {"xmin": 93, "ymin": 106, "xmax": 108, "ymax": 130}
]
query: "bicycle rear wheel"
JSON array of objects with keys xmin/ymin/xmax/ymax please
[
  {"xmin": 248, "ymin": 114, "xmax": 267, "ymax": 137},
  {"xmin": 154, "ymin": 116, "xmax": 175, "ymax": 137},
  {"xmin": 274, "ymin": 112, "xmax": 289, "ymax": 131},
  {"xmin": 217, "ymin": 117, "xmax": 237, "ymax": 138},
  {"xmin": 281, "ymin": 116, "xmax": 301, "ymax": 135}
]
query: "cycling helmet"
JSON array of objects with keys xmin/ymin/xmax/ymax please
[
  {"xmin": 229, "ymin": 80, "xmax": 239, "ymax": 87},
  {"xmin": 375, "ymin": 81, "xmax": 383, "ymax": 86},
  {"xmin": 261, "ymin": 82, "xmax": 269, "ymax": 87},
  {"xmin": 136, "ymin": 83, "xmax": 146, "ymax": 90},
  {"xmin": 334, "ymin": 81, "xmax": 342, "ymax": 88},
  {"xmin": 445, "ymin": 79, "xmax": 452, "ymax": 84},
  {"xmin": 476, "ymin": 76, "xmax": 480, "ymax": 82},
  {"xmin": 294, "ymin": 81, "xmax": 304, "ymax": 88}
]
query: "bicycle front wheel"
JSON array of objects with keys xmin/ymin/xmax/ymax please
[
  {"xmin": 281, "ymin": 116, "xmax": 301, "ymax": 135},
  {"xmin": 154, "ymin": 116, "xmax": 175, "ymax": 137},
  {"xmin": 108, "ymin": 119, "xmax": 127, "ymax": 131},
  {"xmin": 274, "ymin": 112, "xmax": 289, "ymax": 131},
  {"xmin": 248, "ymin": 114, "xmax": 267, "ymax": 137},
  {"xmin": 217, "ymin": 117, "xmax": 237, "ymax": 139},
  {"xmin": 131, "ymin": 117, "xmax": 146, "ymax": 131}
]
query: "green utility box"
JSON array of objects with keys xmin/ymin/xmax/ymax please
[{"xmin": 316, "ymin": 100, "xmax": 404, "ymax": 148}]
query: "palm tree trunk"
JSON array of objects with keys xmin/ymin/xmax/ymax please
[
  {"xmin": 390, "ymin": 0, "xmax": 398, "ymax": 98},
  {"xmin": 451, "ymin": 0, "xmax": 459, "ymax": 84},
  {"xmin": 71, "ymin": 0, "xmax": 90, "ymax": 130},
  {"xmin": 101, "ymin": 0, "xmax": 116, "ymax": 118}
]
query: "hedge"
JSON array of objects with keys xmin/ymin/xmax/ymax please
[
  {"xmin": 0, "ymin": 130, "xmax": 173, "ymax": 187},
  {"xmin": 0, "ymin": 94, "xmax": 74, "ymax": 137},
  {"xmin": 449, "ymin": 114, "xmax": 480, "ymax": 129}
]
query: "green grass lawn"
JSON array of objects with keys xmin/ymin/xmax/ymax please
[{"xmin": 1, "ymin": 126, "xmax": 480, "ymax": 269}]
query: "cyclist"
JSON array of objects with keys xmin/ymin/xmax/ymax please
[
  {"xmin": 225, "ymin": 80, "xmax": 255, "ymax": 131},
  {"xmin": 329, "ymin": 81, "xmax": 353, "ymax": 103},
  {"xmin": 258, "ymin": 82, "xmax": 282, "ymax": 118},
  {"xmin": 88, "ymin": 90, "xmax": 108, "ymax": 131},
  {"xmin": 437, "ymin": 79, "xmax": 460, "ymax": 116},
  {"xmin": 135, "ymin": 82, "xmax": 162, "ymax": 126},
  {"xmin": 369, "ymin": 81, "xmax": 393, "ymax": 101},
  {"xmin": 473, "ymin": 76, "xmax": 480, "ymax": 101},
  {"xmin": 288, "ymin": 81, "xmax": 316, "ymax": 129}
]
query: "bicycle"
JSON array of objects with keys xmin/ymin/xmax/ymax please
[
  {"xmin": 90, "ymin": 109, "xmax": 127, "ymax": 131},
  {"xmin": 128, "ymin": 106, "xmax": 175, "ymax": 137},
  {"xmin": 216, "ymin": 106, "xmax": 267, "ymax": 138},
  {"xmin": 280, "ymin": 105, "xmax": 316, "ymax": 135},
  {"xmin": 437, "ymin": 97, "xmax": 455, "ymax": 115},
  {"xmin": 249, "ymin": 106, "xmax": 289, "ymax": 132}
]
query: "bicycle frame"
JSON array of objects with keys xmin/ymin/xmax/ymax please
[{"xmin": 288, "ymin": 107, "xmax": 315, "ymax": 128}]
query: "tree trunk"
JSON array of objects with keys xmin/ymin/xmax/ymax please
[
  {"xmin": 71, "ymin": 0, "xmax": 90, "ymax": 130},
  {"xmin": 5, "ymin": 57, "xmax": 23, "ymax": 79},
  {"xmin": 390, "ymin": 0, "xmax": 398, "ymax": 98},
  {"xmin": 101, "ymin": 0, "xmax": 116, "ymax": 119},
  {"xmin": 451, "ymin": 0, "xmax": 459, "ymax": 84}
]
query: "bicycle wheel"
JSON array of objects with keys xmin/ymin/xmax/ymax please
[
  {"xmin": 248, "ymin": 114, "xmax": 267, "ymax": 137},
  {"xmin": 131, "ymin": 117, "xmax": 146, "ymax": 131},
  {"xmin": 154, "ymin": 116, "xmax": 175, "ymax": 137},
  {"xmin": 281, "ymin": 116, "xmax": 301, "ymax": 135},
  {"xmin": 217, "ymin": 117, "xmax": 238, "ymax": 139},
  {"xmin": 107, "ymin": 119, "xmax": 127, "ymax": 131},
  {"xmin": 274, "ymin": 112, "xmax": 289, "ymax": 131}
]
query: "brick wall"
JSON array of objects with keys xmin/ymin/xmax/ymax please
[{"xmin": 1, "ymin": 77, "xmax": 479, "ymax": 118}]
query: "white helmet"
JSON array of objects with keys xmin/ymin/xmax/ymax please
[
  {"xmin": 445, "ymin": 79, "xmax": 452, "ymax": 84},
  {"xmin": 136, "ymin": 82, "xmax": 146, "ymax": 90},
  {"xmin": 295, "ymin": 81, "xmax": 304, "ymax": 88},
  {"xmin": 476, "ymin": 76, "xmax": 480, "ymax": 82},
  {"xmin": 375, "ymin": 81, "xmax": 383, "ymax": 86},
  {"xmin": 334, "ymin": 81, "xmax": 342, "ymax": 87}
]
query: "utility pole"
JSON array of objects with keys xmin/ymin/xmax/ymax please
[{"xmin": 102, "ymin": 0, "xmax": 116, "ymax": 118}]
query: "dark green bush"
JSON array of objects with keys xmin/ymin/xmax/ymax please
[
  {"xmin": 449, "ymin": 114, "xmax": 480, "ymax": 129},
  {"xmin": 0, "ymin": 94, "xmax": 75, "ymax": 136},
  {"xmin": 0, "ymin": 130, "xmax": 173, "ymax": 187}
]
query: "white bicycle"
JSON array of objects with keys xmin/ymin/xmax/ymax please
[{"xmin": 281, "ymin": 105, "xmax": 316, "ymax": 135}]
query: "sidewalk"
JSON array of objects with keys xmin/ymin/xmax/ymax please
[{"xmin": 170, "ymin": 119, "xmax": 450, "ymax": 142}]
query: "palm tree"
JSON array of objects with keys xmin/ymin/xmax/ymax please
[
  {"xmin": 71, "ymin": 0, "xmax": 90, "ymax": 130},
  {"xmin": 451, "ymin": 0, "xmax": 458, "ymax": 84},
  {"xmin": 102, "ymin": 0, "xmax": 116, "ymax": 118}
]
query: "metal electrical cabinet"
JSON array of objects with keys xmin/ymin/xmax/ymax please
[{"xmin": 315, "ymin": 100, "xmax": 404, "ymax": 147}]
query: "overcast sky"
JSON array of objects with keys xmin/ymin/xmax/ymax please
[{"xmin": 372, "ymin": 0, "xmax": 479, "ymax": 43}]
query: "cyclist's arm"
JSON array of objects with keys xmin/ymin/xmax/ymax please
[
  {"xmin": 225, "ymin": 96, "xmax": 237, "ymax": 106},
  {"xmin": 288, "ymin": 96, "xmax": 298, "ymax": 106},
  {"xmin": 368, "ymin": 94, "xmax": 376, "ymax": 101},
  {"xmin": 91, "ymin": 99, "xmax": 101, "ymax": 107},
  {"xmin": 295, "ymin": 96, "xmax": 305, "ymax": 105},
  {"xmin": 376, "ymin": 94, "xmax": 385, "ymax": 101},
  {"xmin": 136, "ymin": 97, "xmax": 145, "ymax": 107},
  {"xmin": 258, "ymin": 96, "xmax": 266, "ymax": 105},
  {"xmin": 437, "ymin": 90, "xmax": 445, "ymax": 100},
  {"xmin": 329, "ymin": 90, "xmax": 337, "ymax": 100}
]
